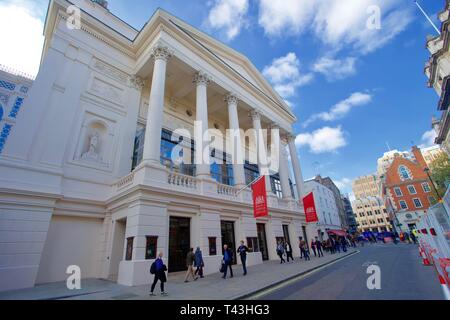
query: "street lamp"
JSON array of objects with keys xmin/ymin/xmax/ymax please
[{"xmin": 424, "ymin": 167, "xmax": 443, "ymax": 201}]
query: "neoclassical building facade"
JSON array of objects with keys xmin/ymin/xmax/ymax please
[{"xmin": 0, "ymin": 0, "xmax": 309, "ymax": 291}]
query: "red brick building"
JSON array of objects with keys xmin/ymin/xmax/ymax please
[{"xmin": 382, "ymin": 146, "xmax": 437, "ymax": 232}]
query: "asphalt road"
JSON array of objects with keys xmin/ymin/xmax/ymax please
[{"xmin": 255, "ymin": 244, "xmax": 444, "ymax": 300}]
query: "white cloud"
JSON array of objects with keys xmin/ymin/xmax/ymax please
[
  {"xmin": 262, "ymin": 52, "xmax": 313, "ymax": 100},
  {"xmin": 313, "ymin": 56, "xmax": 357, "ymax": 81},
  {"xmin": 0, "ymin": 1, "xmax": 46, "ymax": 76},
  {"xmin": 258, "ymin": 0, "xmax": 413, "ymax": 55},
  {"xmin": 295, "ymin": 126, "xmax": 347, "ymax": 154},
  {"xmin": 0, "ymin": 1, "xmax": 45, "ymax": 76},
  {"xmin": 206, "ymin": 0, "xmax": 249, "ymax": 41},
  {"xmin": 419, "ymin": 129, "xmax": 438, "ymax": 149},
  {"xmin": 334, "ymin": 177, "xmax": 352, "ymax": 193},
  {"xmin": 258, "ymin": 0, "xmax": 315, "ymax": 36},
  {"xmin": 304, "ymin": 92, "xmax": 372, "ymax": 127}
]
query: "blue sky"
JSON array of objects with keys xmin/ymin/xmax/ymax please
[{"xmin": 0, "ymin": 0, "xmax": 444, "ymax": 196}]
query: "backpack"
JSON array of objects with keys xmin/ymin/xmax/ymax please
[{"xmin": 150, "ymin": 261, "xmax": 156, "ymax": 275}]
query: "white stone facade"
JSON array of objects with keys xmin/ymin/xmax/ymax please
[
  {"xmin": 0, "ymin": 0, "xmax": 307, "ymax": 292},
  {"xmin": 302, "ymin": 180, "xmax": 342, "ymax": 240}
]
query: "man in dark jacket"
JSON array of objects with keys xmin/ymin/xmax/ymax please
[
  {"xmin": 222, "ymin": 244, "xmax": 234, "ymax": 279},
  {"xmin": 285, "ymin": 242, "xmax": 294, "ymax": 262},
  {"xmin": 150, "ymin": 252, "xmax": 168, "ymax": 296},
  {"xmin": 315, "ymin": 237, "xmax": 324, "ymax": 257},
  {"xmin": 237, "ymin": 241, "xmax": 249, "ymax": 276},
  {"xmin": 184, "ymin": 248, "xmax": 198, "ymax": 283}
]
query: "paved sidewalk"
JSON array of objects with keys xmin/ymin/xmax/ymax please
[{"xmin": 0, "ymin": 249, "xmax": 358, "ymax": 300}]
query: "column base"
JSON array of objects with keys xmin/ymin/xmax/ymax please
[{"xmin": 133, "ymin": 160, "xmax": 168, "ymax": 187}]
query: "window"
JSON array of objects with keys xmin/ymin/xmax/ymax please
[
  {"xmin": 244, "ymin": 161, "xmax": 260, "ymax": 185},
  {"xmin": 407, "ymin": 185, "xmax": 417, "ymax": 195},
  {"xmin": 159, "ymin": 129, "xmax": 195, "ymax": 176},
  {"xmin": 422, "ymin": 182, "xmax": 431, "ymax": 193},
  {"xmin": 270, "ymin": 174, "xmax": 283, "ymax": 199},
  {"xmin": 131, "ymin": 129, "xmax": 145, "ymax": 171},
  {"xmin": 210, "ymin": 149, "xmax": 234, "ymax": 186},
  {"xmin": 428, "ymin": 195, "xmax": 437, "ymax": 206},
  {"xmin": 126, "ymin": 237, "xmax": 134, "ymax": 261},
  {"xmin": 399, "ymin": 200, "xmax": 408, "ymax": 210},
  {"xmin": 145, "ymin": 236, "xmax": 158, "ymax": 260},
  {"xmin": 208, "ymin": 237, "xmax": 217, "ymax": 256},
  {"xmin": 394, "ymin": 187, "xmax": 403, "ymax": 197},
  {"xmin": 413, "ymin": 198, "xmax": 423, "ymax": 208},
  {"xmin": 246, "ymin": 237, "xmax": 259, "ymax": 253},
  {"xmin": 398, "ymin": 165, "xmax": 412, "ymax": 180}
]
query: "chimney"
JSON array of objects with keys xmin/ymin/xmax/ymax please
[{"xmin": 411, "ymin": 146, "xmax": 428, "ymax": 169}]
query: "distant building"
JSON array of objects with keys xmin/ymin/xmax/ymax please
[
  {"xmin": 352, "ymin": 174, "xmax": 381, "ymax": 199},
  {"xmin": 352, "ymin": 197, "xmax": 391, "ymax": 233},
  {"xmin": 341, "ymin": 195, "xmax": 357, "ymax": 234},
  {"xmin": 421, "ymin": 145, "xmax": 448, "ymax": 168},
  {"xmin": 377, "ymin": 150, "xmax": 412, "ymax": 177},
  {"xmin": 312, "ymin": 175, "xmax": 347, "ymax": 229},
  {"xmin": 380, "ymin": 146, "xmax": 436, "ymax": 233},
  {"xmin": 303, "ymin": 180, "xmax": 342, "ymax": 241},
  {"xmin": 0, "ymin": 65, "xmax": 34, "ymax": 154},
  {"xmin": 424, "ymin": 0, "xmax": 450, "ymax": 156}
]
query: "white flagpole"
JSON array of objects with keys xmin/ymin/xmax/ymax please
[
  {"xmin": 235, "ymin": 175, "xmax": 265, "ymax": 196},
  {"xmin": 415, "ymin": 0, "xmax": 441, "ymax": 36}
]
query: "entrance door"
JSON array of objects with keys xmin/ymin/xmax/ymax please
[
  {"xmin": 221, "ymin": 221, "xmax": 237, "ymax": 264},
  {"xmin": 169, "ymin": 217, "xmax": 190, "ymax": 273},
  {"xmin": 257, "ymin": 223, "xmax": 269, "ymax": 261}
]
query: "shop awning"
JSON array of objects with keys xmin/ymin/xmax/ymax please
[{"xmin": 327, "ymin": 230, "xmax": 347, "ymax": 237}]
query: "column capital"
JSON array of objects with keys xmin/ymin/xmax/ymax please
[
  {"xmin": 287, "ymin": 133, "xmax": 297, "ymax": 144},
  {"xmin": 193, "ymin": 71, "xmax": 211, "ymax": 86},
  {"xmin": 129, "ymin": 75, "xmax": 145, "ymax": 90},
  {"xmin": 151, "ymin": 42, "xmax": 173, "ymax": 62},
  {"xmin": 269, "ymin": 122, "xmax": 280, "ymax": 130},
  {"xmin": 224, "ymin": 93, "xmax": 239, "ymax": 105},
  {"xmin": 249, "ymin": 110, "xmax": 261, "ymax": 121}
]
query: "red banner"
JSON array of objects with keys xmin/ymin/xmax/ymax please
[
  {"xmin": 251, "ymin": 176, "xmax": 269, "ymax": 218},
  {"xmin": 303, "ymin": 192, "xmax": 319, "ymax": 223}
]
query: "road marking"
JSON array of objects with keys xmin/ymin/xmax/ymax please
[{"xmin": 245, "ymin": 251, "xmax": 361, "ymax": 300}]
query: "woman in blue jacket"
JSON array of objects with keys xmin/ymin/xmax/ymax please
[{"xmin": 194, "ymin": 247, "xmax": 205, "ymax": 278}]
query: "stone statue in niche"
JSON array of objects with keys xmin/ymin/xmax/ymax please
[{"xmin": 82, "ymin": 131, "xmax": 102, "ymax": 162}]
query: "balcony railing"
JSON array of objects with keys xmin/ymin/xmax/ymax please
[
  {"xmin": 167, "ymin": 171, "xmax": 198, "ymax": 190},
  {"xmin": 217, "ymin": 183, "xmax": 238, "ymax": 197}
]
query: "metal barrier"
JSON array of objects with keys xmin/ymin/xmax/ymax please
[{"xmin": 417, "ymin": 188, "xmax": 450, "ymax": 299}]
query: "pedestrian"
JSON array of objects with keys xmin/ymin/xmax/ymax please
[
  {"xmin": 310, "ymin": 239, "xmax": 317, "ymax": 257},
  {"xmin": 285, "ymin": 242, "xmax": 294, "ymax": 262},
  {"xmin": 315, "ymin": 237, "xmax": 324, "ymax": 257},
  {"xmin": 194, "ymin": 247, "xmax": 204, "ymax": 278},
  {"xmin": 341, "ymin": 237, "xmax": 347, "ymax": 253},
  {"xmin": 149, "ymin": 251, "xmax": 168, "ymax": 296},
  {"xmin": 299, "ymin": 238, "xmax": 310, "ymax": 261},
  {"xmin": 299, "ymin": 237, "xmax": 304, "ymax": 259},
  {"xmin": 410, "ymin": 231, "xmax": 417, "ymax": 245},
  {"xmin": 184, "ymin": 248, "xmax": 198, "ymax": 283},
  {"xmin": 277, "ymin": 241, "xmax": 286, "ymax": 264},
  {"xmin": 222, "ymin": 244, "xmax": 234, "ymax": 279},
  {"xmin": 237, "ymin": 240, "xmax": 249, "ymax": 276},
  {"xmin": 334, "ymin": 238, "xmax": 341, "ymax": 253}
]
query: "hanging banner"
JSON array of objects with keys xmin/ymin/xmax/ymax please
[
  {"xmin": 252, "ymin": 176, "xmax": 269, "ymax": 218},
  {"xmin": 303, "ymin": 192, "xmax": 319, "ymax": 223}
]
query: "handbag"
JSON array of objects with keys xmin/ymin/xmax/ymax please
[{"xmin": 219, "ymin": 261, "xmax": 226, "ymax": 273}]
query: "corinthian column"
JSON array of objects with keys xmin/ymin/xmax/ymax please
[
  {"xmin": 288, "ymin": 134, "xmax": 304, "ymax": 199},
  {"xmin": 250, "ymin": 110, "xmax": 273, "ymax": 193},
  {"xmin": 142, "ymin": 43, "xmax": 172, "ymax": 165},
  {"xmin": 273, "ymin": 126, "xmax": 292, "ymax": 200},
  {"xmin": 194, "ymin": 71, "xmax": 211, "ymax": 178},
  {"xmin": 226, "ymin": 93, "xmax": 246, "ymax": 187}
]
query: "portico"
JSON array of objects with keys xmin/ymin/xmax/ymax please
[{"xmin": 0, "ymin": 0, "xmax": 308, "ymax": 291}]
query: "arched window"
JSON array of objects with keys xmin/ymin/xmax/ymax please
[{"xmin": 398, "ymin": 165, "xmax": 412, "ymax": 180}]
